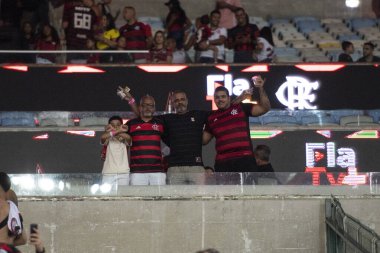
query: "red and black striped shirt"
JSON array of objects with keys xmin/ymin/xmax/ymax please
[
  {"xmin": 119, "ymin": 21, "xmax": 152, "ymax": 59},
  {"xmin": 205, "ymin": 103, "xmax": 254, "ymax": 161},
  {"xmin": 127, "ymin": 118, "xmax": 164, "ymax": 173}
]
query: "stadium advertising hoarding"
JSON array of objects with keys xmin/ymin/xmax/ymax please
[
  {"xmin": 0, "ymin": 130, "xmax": 377, "ymax": 184},
  {"xmin": 1, "ymin": 64, "xmax": 380, "ymax": 111}
]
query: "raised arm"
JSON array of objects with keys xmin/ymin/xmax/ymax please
[
  {"xmin": 117, "ymin": 86, "xmax": 139, "ymax": 116},
  {"xmin": 250, "ymin": 76, "xmax": 271, "ymax": 116}
]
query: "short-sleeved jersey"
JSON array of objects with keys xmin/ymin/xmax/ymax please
[
  {"xmin": 63, "ymin": 3, "xmax": 97, "ymax": 49},
  {"xmin": 119, "ymin": 21, "xmax": 152, "ymax": 59},
  {"xmin": 0, "ymin": 244, "xmax": 21, "ymax": 253},
  {"xmin": 148, "ymin": 47, "xmax": 172, "ymax": 62},
  {"xmin": 158, "ymin": 110, "xmax": 209, "ymax": 167},
  {"xmin": 127, "ymin": 118, "xmax": 164, "ymax": 173},
  {"xmin": 228, "ymin": 23, "xmax": 259, "ymax": 51},
  {"xmin": 205, "ymin": 103, "xmax": 254, "ymax": 162}
]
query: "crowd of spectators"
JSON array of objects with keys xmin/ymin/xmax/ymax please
[{"xmin": 1, "ymin": 0, "xmax": 379, "ymax": 64}]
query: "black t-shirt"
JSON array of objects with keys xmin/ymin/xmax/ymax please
[
  {"xmin": 338, "ymin": 53, "xmax": 353, "ymax": 62},
  {"xmin": 158, "ymin": 110, "xmax": 209, "ymax": 167},
  {"xmin": 357, "ymin": 55, "xmax": 380, "ymax": 62}
]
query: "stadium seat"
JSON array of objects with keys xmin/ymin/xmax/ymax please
[
  {"xmin": 321, "ymin": 18, "xmax": 344, "ymax": 25},
  {"xmin": 249, "ymin": 116, "xmax": 261, "ymax": 125},
  {"xmin": 304, "ymin": 55, "xmax": 331, "ymax": 62},
  {"xmin": 301, "ymin": 115, "xmax": 338, "ymax": 126},
  {"xmin": 38, "ymin": 111, "xmax": 72, "ymax": 127},
  {"xmin": 340, "ymin": 115, "xmax": 377, "ymax": 126},
  {"xmin": 288, "ymin": 40, "xmax": 315, "ymax": 49},
  {"xmin": 261, "ymin": 115, "xmax": 298, "ymax": 126},
  {"xmin": 80, "ymin": 117, "xmax": 109, "ymax": 127},
  {"xmin": 0, "ymin": 112, "xmax": 36, "ymax": 127},
  {"xmin": 367, "ymin": 109, "xmax": 380, "ymax": 122},
  {"xmin": 348, "ymin": 18, "xmax": 377, "ymax": 30},
  {"xmin": 328, "ymin": 110, "xmax": 364, "ymax": 123},
  {"xmin": 317, "ymin": 40, "xmax": 341, "ymax": 49},
  {"xmin": 299, "ymin": 48, "xmax": 325, "ymax": 57}
]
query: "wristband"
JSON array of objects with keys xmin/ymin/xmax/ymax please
[{"xmin": 128, "ymin": 98, "xmax": 136, "ymax": 105}]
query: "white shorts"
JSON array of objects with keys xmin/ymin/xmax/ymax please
[
  {"xmin": 130, "ymin": 173, "xmax": 166, "ymax": 186},
  {"xmin": 102, "ymin": 173, "xmax": 130, "ymax": 186}
]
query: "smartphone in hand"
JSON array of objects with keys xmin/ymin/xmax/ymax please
[{"xmin": 30, "ymin": 224, "xmax": 38, "ymax": 234}]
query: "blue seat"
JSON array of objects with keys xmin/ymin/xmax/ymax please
[
  {"xmin": 0, "ymin": 112, "xmax": 36, "ymax": 127},
  {"xmin": 349, "ymin": 18, "xmax": 377, "ymax": 30},
  {"xmin": 293, "ymin": 16, "xmax": 318, "ymax": 23},
  {"xmin": 273, "ymin": 47, "xmax": 299, "ymax": 57},
  {"xmin": 261, "ymin": 115, "xmax": 298, "ymax": 126},
  {"xmin": 338, "ymin": 34, "xmax": 362, "ymax": 41},
  {"xmin": 249, "ymin": 116, "xmax": 261, "ymax": 125},
  {"xmin": 269, "ymin": 18, "xmax": 290, "ymax": 25},
  {"xmin": 328, "ymin": 110, "xmax": 364, "ymax": 123},
  {"xmin": 367, "ymin": 109, "xmax": 380, "ymax": 122},
  {"xmin": 292, "ymin": 110, "xmax": 327, "ymax": 124},
  {"xmin": 301, "ymin": 115, "xmax": 337, "ymax": 126}
]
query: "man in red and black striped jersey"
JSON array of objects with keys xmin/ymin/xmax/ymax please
[
  {"xmin": 119, "ymin": 6, "xmax": 153, "ymax": 63},
  {"xmin": 126, "ymin": 95, "xmax": 166, "ymax": 185},
  {"xmin": 62, "ymin": 0, "xmax": 97, "ymax": 62},
  {"xmin": 203, "ymin": 76, "xmax": 271, "ymax": 183},
  {"xmin": 119, "ymin": 88, "xmax": 210, "ymax": 185}
]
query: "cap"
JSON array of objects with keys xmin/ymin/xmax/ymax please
[{"xmin": 0, "ymin": 172, "xmax": 11, "ymax": 192}]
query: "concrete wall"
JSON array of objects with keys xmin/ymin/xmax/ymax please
[
  {"xmin": 109, "ymin": 0, "xmax": 375, "ymax": 20},
  {"xmin": 15, "ymin": 186, "xmax": 380, "ymax": 253}
]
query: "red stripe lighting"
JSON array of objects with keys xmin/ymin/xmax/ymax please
[
  {"xmin": 241, "ymin": 64, "xmax": 269, "ymax": 72},
  {"xmin": 215, "ymin": 65, "xmax": 229, "ymax": 72},
  {"xmin": 295, "ymin": 64, "xmax": 345, "ymax": 72},
  {"xmin": 32, "ymin": 133, "xmax": 49, "ymax": 140},
  {"xmin": 58, "ymin": 65, "xmax": 105, "ymax": 73},
  {"xmin": 137, "ymin": 65, "xmax": 188, "ymax": 72},
  {"xmin": 3, "ymin": 65, "xmax": 28, "ymax": 72},
  {"xmin": 66, "ymin": 130, "xmax": 96, "ymax": 137}
]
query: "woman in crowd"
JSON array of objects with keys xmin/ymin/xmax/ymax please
[
  {"xmin": 147, "ymin": 31, "xmax": 172, "ymax": 63},
  {"xmin": 164, "ymin": 0, "xmax": 191, "ymax": 49},
  {"xmin": 35, "ymin": 23, "xmax": 60, "ymax": 64},
  {"xmin": 95, "ymin": 14, "xmax": 119, "ymax": 63}
]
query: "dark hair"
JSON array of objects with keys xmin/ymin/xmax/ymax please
[
  {"xmin": 165, "ymin": 1, "xmax": 188, "ymax": 27},
  {"xmin": 214, "ymin": 86, "xmax": 229, "ymax": 96},
  {"xmin": 254, "ymin": 144, "xmax": 271, "ymax": 162},
  {"xmin": 341, "ymin": 41, "xmax": 353, "ymax": 51},
  {"xmin": 108, "ymin": 115, "xmax": 123, "ymax": 124},
  {"xmin": 234, "ymin": 7, "xmax": 245, "ymax": 14},
  {"xmin": 0, "ymin": 172, "xmax": 11, "ymax": 192},
  {"xmin": 260, "ymin": 26, "xmax": 274, "ymax": 46},
  {"xmin": 39, "ymin": 23, "xmax": 60, "ymax": 45},
  {"xmin": 103, "ymin": 14, "xmax": 116, "ymax": 30},
  {"xmin": 200, "ymin": 14, "xmax": 210, "ymax": 25},
  {"xmin": 364, "ymin": 41, "xmax": 376, "ymax": 49},
  {"xmin": 210, "ymin": 9, "xmax": 221, "ymax": 17},
  {"xmin": 196, "ymin": 249, "xmax": 220, "ymax": 253}
]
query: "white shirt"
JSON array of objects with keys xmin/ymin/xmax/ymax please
[
  {"xmin": 102, "ymin": 138, "xmax": 130, "ymax": 174},
  {"xmin": 199, "ymin": 27, "xmax": 227, "ymax": 60}
]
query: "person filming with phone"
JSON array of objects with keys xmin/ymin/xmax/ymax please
[
  {"xmin": 202, "ymin": 76, "xmax": 271, "ymax": 184},
  {"xmin": 30, "ymin": 224, "xmax": 45, "ymax": 253}
]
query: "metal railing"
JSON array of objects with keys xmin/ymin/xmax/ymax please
[{"xmin": 325, "ymin": 195, "xmax": 380, "ymax": 253}]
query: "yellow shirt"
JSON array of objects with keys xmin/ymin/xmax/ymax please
[{"xmin": 97, "ymin": 29, "xmax": 120, "ymax": 50}]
